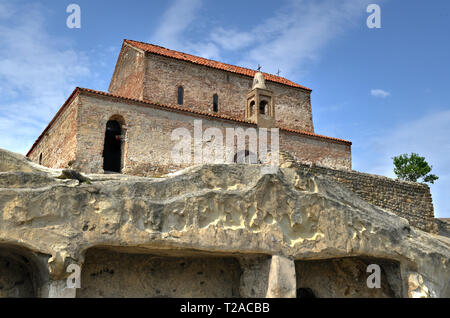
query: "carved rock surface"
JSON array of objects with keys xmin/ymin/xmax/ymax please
[{"xmin": 0, "ymin": 148, "xmax": 449, "ymax": 297}]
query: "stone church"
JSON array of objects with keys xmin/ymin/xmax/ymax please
[
  {"xmin": 26, "ymin": 39, "xmax": 352, "ymax": 176},
  {"xmin": 0, "ymin": 40, "xmax": 448, "ymax": 299}
]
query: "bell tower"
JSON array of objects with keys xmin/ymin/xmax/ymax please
[{"xmin": 245, "ymin": 72, "xmax": 276, "ymax": 128}]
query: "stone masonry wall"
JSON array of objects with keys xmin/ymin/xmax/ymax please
[
  {"xmin": 27, "ymin": 96, "xmax": 79, "ymax": 169},
  {"xmin": 281, "ymin": 132, "xmax": 351, "ymax": 170},
  {"xmin": 74, "ymin": 92, "xmax": 350, "ymax": 175},
  {"xmin": 142, "ymin": 52, "xmax": 314, "ymax": 132},
  {"xmin": 108, "ymin": 44, "xmax": 145, "ymax": 100},
  {"xmin": 297, "ymin": 163, "xmax": 437, "ymax": 233}
]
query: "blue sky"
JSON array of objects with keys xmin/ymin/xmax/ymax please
[{"xmin": 0, "ymin": 0, "xmax": 449, "ymax": 217}]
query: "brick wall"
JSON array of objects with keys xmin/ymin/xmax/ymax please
[
  {"xmin": 281, "ymin": 132, "xmax": 351, "ymax": 170},
  {"xmin": 108, "ymin": 44, "xmax": 145, "ymax": 100},
  {"xmin": 27, "ymin": 96, "xmax": 79, "ymax": 169},
  {"xmin": 297, "ymin": 163, "xmax": 437, "ymax": 233},
  {"xmin": 74, "ymin": 92, "xmax": 350, "ymax": 175},
  {"xmin": 109, "ymin": 47, "xmax": 314, "ymax": 133}
]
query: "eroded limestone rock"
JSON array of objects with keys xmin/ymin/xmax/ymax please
[{"xmin": 0, "ymin": 149, "xmax": 449, "ymax": 298}]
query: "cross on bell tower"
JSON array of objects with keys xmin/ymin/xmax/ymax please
[{"xmin": 245, "ymin": 71, "xmax": 276, "ymax": 128}]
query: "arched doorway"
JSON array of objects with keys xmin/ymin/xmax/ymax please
[
  {"xmin": 103, "ymin": 120, "xmax": 122, "ymax": 173},
  {"xmin": 0, "ymin": 244, "xmax": 49, "ymax": 298}
]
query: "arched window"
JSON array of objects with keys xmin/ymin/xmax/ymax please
[
  {"xmin": 249, "ymin": 101, "xmax": 255, "ymax": 116},
  {"xmin": 177, "ymin": 86, "xmax": 184, "ymax": 105},
  {"xmin": 39, "ymin": 153, "xmax": 43, "ymax": 165},
  {"xmin": 259, "ymin": 101, "xmax": 268, "ymax": 115},
  {"xmin": 213, "ymin": 94, "xmax": 218, "ymax": 112}
]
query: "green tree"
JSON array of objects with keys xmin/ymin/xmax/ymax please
[{"xmin": 393, "ymin": 153, "xmax": 438, "ymax": 184}]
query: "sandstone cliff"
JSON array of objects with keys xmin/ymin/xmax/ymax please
[{"xmin": 0, "ymin": 148, "xmax": 448, "ymax": 298}]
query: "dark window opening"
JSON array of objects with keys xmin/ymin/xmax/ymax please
[
  {"xmin": 103, "ymin": 120, "xmax": 122, "ymax": 173},
  {"xmin": 297, "ymin": 288, "xmax": 316, "ymax": 298},
  {"xmin": 249, "ymin": 101, "xmax": 255, "ymax": 116},
  {"xmin": 259, "ymin": 101, "xmax": 268, "ymax": 115},
  {"xmin": 177, "ymin": 86, "xmax": 184, "ymax": 105},
  {"xmin": 213, "ymin": 94, "xmax": 218, "ymax": 112},
  {"xmin": 39, "ymin": 153, "xmax": 42, "ymax": 165}
]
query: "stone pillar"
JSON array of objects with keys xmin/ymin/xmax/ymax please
[
  {"xmin": 266, "ymin": 255, "xmax": 296, "ymax": 298},
  {"xmin": 46, "ymin": 279, "xmax": 77, "ymax": 298},
  {"xmin": 45, "ymin": 253, "xmax": 82, "ymax": 298}
]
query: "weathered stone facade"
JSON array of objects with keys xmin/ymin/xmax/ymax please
[
  {"xmin": 28, "ymin": 93, "xmax": 79, "ymax": 170},
  {"xmin": 0, "ymin": 149, "xmax": 449, "ymax": 298},
  {"xmin": 109, "ymin": 40, "xmax": 314, "ymax": 132},
  {"xmin": 142, "ymin": 53, "xmax": 314, "ymax": 132},
  {"xmin": 28, "ymin": 89, "xmax": 352, "ymax": 175},
  {"xmin": 14, "ymin": 40, "xmax": 449, "ymax": 298},
  {"xmin": 28, "ymin": 39, "xmax": 352, "ymax": 175},
  {"xmin": 109, "ymin": 44, "xmax": 145, "ymax": 100},
  {"xmin": 78, "ymin": 248, "xmax": 242, "ymax": 298}
]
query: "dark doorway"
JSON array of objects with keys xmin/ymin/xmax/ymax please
[
  {"xmin": 297, "ymin": 288, "xmax": 316, "ymax": 298},
  {"xmin": 103, "ymin": 120, "xmax": 122, "ymax": 173}
]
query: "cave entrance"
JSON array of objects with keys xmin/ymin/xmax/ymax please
[
  {"xmin": 103, "ymin": 120, "xmax": 122, "ymax": 173},
  {"xmin": 0, "ymin": 245, "xmax": 49, "ymax": 298},
  {"xmin": 295, "ymin": 257, "xmax": 402, "ymax": 298},
  {"xmin": 77, "ymin": 248, "xmax": 242, "ymax": 298}
]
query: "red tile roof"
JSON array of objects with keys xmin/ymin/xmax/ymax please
[
  {"xmin": 125, "ymin": 39, "xmax": 312, "ymax": 91},
  {"xmin": 27, "ymin": 88, "xmax": 350, "ymax": 157}
]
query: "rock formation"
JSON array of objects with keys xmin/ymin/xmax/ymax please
[{"xmin": 0, "ymin": 148, "xmax": 448, "ymax": 298}]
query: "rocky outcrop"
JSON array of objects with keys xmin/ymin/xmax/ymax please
[
  {"xmin": 0, "ymin": 148, "xmax": 449, "ymax": 298},
  {"xmin": 437, "ymin": 219, "xmax": 450, "ymax": 238}
]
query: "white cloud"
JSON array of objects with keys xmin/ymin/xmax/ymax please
[
  {"xmin": 356, "ymin": 110, "xmax": 450, "ymax": 218},
  {"xmin": 0, "ymin": 3, "xmax": 91, "ymax": 154},
  {"xmin": 151, "ymin": 0, "xmax": 208, "ymax": 53},
  {"xmin": 210, "ymin": 28, "xmax": 254, "ymax": 51},
  {"xmin": 212, "ymin": 0, "xmax": 374, "ymax": 77},
  {"xmin": 151, "ymin": 0, "xmax": 376, "ymax": 77},
  {"xmin": 371, "ymin": 89, "xmax": 391, "ymax": 98},
  {"xmin": 151, "ymin": 0, "xmax": 224, "ymax": 59}
]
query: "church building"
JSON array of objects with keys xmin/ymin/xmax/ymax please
[{"xmin": 26, "ymin": 39, "xmax": 351, "ymax": 176}]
